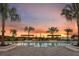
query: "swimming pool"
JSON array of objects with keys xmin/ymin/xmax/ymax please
[{"xmin": 16, "ymin": 41, "xmax": 71, "ymax": 47}]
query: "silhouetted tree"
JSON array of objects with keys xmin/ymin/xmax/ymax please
[
  {"xmin": 10, "ymin": 29, "xmax": 17, "ymax": 37},
  {"xmin": 47, "ymin": 27, "xmax": 59, "ymax": 39},
  {"xmin": 0, "ymin": 4, "xmax": 20, "ymax": 45},
  {"xmin": 61, "ymin": 3, "xmax": 79, "ymax": 45},
  {"xmin": 10, "ymin": 29, "xmax": 17, "ymax": 43},
  {"xmin": 24, "ymin": 26, "xmax": 35, "ymax": 40},
  {"xmin": 64, "ymin": 28, "xmax": 73, "ymax": 40}
]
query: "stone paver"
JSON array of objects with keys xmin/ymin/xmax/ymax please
[{"xmin": 0, "ymin": 46, "xmax": 79, "ymax": 56}]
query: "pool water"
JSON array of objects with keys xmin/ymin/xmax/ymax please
[{"xmin": 16, "ymin": 41, "xmax": 70, "ymax": 47}]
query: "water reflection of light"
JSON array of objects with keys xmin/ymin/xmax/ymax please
[
  {"xmin": 34, "ymin": 33, "xmax": 48, "ymax": 38},
  {"xmin": 61, "ymin": 34, "xmax": 66, "ymax": 37}
]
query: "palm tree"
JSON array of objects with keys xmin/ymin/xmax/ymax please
[
  {"xmin": 0, "ymin": 4, "xmax": 20, "ymax": 45},
  {"xmin": 64, "ymin": 28, "xmax": 73, "ymax": 41},
  {"xmin": 24, "ymin": 26, "xmax": 35, "ymax": 40},
  {"xmin": 10, "ymin": 29, "xmax": 17, "ymax": 43},
  {"xmin": 10, "ymin": 29, "xmax": 17, "ymax": 37},
  {"xmin": 47, "ymin": 27, "xmax": 59, "ymax": 39},
  {"xmin": 61, "ymin": 3, "xmax": 79, "ymax": 45}
]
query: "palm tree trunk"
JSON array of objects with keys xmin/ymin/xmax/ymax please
[
  {"xmin": 77, "ymin": 16, "xmax": 79, "ymax": 46},
  {"xmin": 28, "ymin": 31, "xmax": 30, "ymax": 40},
  {"xmin": 12, "ymin": 35, "xmax": 14, "ymax": 44},
  {"xmin": 67, "ymin": 32, "xmax": 69, "ymax": 40},
  {"xmin": 77, "ymin": 25, "xmax": 79, "ymax": 46},
  {"xmin": 1, "ymin": 17, "xmax": 5, "ymax": 46},
  {"xmin": 67, "ymin": 32, "xmax": 69, "ymax": 43},
  {"xmin": 51, "ymin": 32, "xmax": 54, "ymax": 39}
]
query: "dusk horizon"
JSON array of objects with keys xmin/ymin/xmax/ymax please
[{"xmin": 0, "ymin": 3, "xmax": 78, "ymax": 37}]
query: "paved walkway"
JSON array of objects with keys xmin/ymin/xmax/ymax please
[{"xmin": 0, "ymin": 46, "xmax": 79, "ymax": 56}]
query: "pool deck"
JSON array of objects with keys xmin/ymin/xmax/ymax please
[{"xmin": 0, "ymin": 46, "xmax": 79, "ymax": 56}]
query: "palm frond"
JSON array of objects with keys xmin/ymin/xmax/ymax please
[
  {"xmin": 61, "ymin": 6, "xmax": 73, "ymax": 21},
  {"xmin": 10, "ymin": 29, "xmax": 17, "ymax": 36},
  {"xmin": 64, "ymin": 28, "xmax": 73, "ymax": 32},
  {"xmin": 29, "ymin": 26, "xmax": 35, "ymax": 31},
  {"xmin": 9, "ymin": 7, "xmax": 21, "ymax": 21},
  {"xmin": 0, "ymin": 3, "xmax": 9, "ymax": 19},
  {"xmin": 47, "ymin": 27, "xmax": 59, "ymax": 34}
]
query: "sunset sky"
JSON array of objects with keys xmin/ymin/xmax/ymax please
[{"xmin": 0, "ymin": 3, "xmax": 78, "ymax": 37}]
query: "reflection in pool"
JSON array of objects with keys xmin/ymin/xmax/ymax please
[{"xmin": 16, "ymin": 41, "xmax": 71, "ymax": 47}]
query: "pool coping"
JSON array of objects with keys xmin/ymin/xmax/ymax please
[
  {"xmin": 65, "ymin": 45, "xmax": 79, "ymax": 52},
  {"xmin": 0, "ymin": 44, "xmax": 17, "ymax": 52}
]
